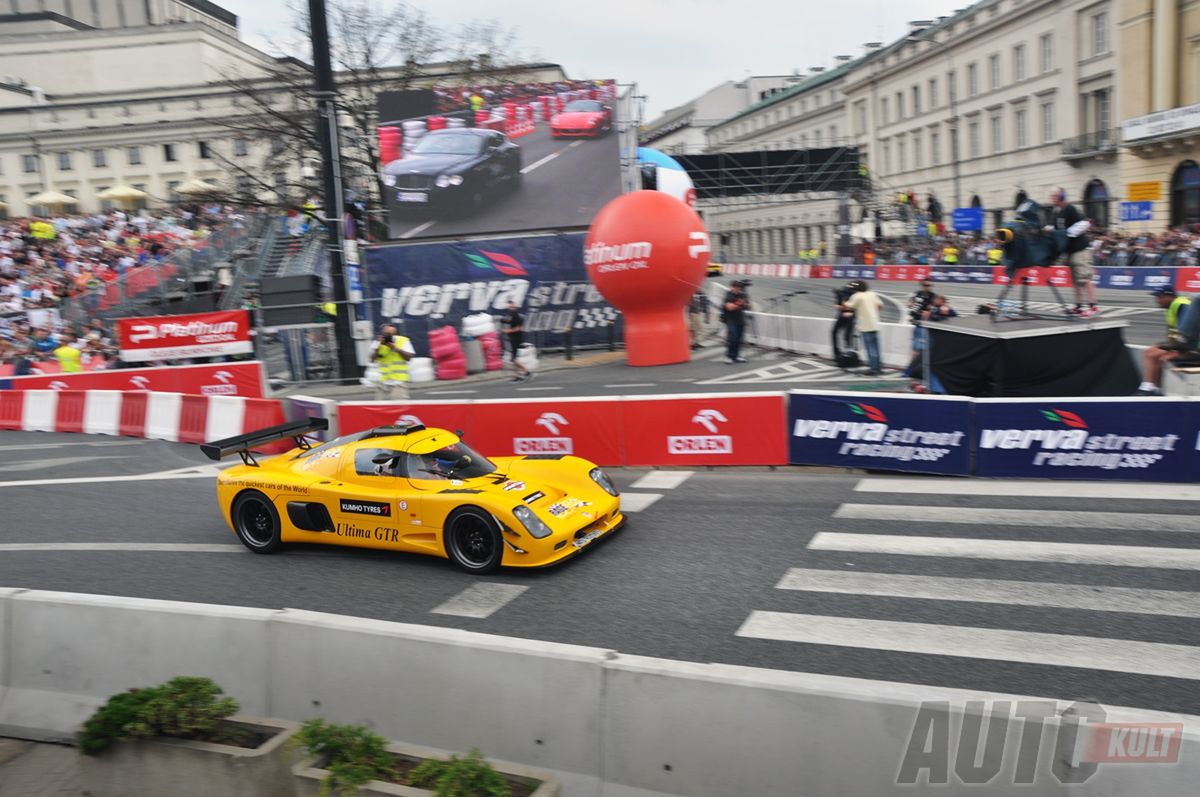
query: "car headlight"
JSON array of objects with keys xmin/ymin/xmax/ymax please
[
  {"xmin": 513, "ymin": 505, "xmax": 553, "ymax": 539},
  {"xmin": 381, "ymin": 174, "xmax": 396, "ymax": 187},
  {"xmin": 435, "ymin": 174, "xmax": 464, "ymax": 188},
  {"xmin": 589, "ymin": 468, "xmax": 619, "ymax": 497}
]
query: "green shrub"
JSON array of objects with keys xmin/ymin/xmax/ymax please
[
  {"xmin": 78, "ymin": 677, "xmax": 239, "ymax": 756},
  {"xmin": 408, "ymin": 749, "xmax": 510, "ymax": 797},
  {"xmin": 296, "ymin": 718, "xmax": 397, "ymax": 797}
]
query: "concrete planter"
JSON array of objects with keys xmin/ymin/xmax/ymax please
[
  {"xmin": 79, "ymin": 715, "xmax": 299, "ymax": 797},
  {"xmin": 292, "ymin": 741, "xmax": 560, "ymax": 797}
]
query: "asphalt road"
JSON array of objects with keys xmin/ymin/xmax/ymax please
[
  {"xmin": 2, "ymin": 431, "xmax": 1198, "ymax": 717},
  {"xmin": 388, "ymin": 121, "xmax": 620, "ymax": 241}
]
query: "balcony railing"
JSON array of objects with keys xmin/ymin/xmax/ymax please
[{"xmin": 1060, "ymin": 129, "xmax": 1120, "ymax": 159}]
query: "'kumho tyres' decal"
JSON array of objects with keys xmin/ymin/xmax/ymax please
[{"xmin": 339, "ymin": 499, "xmax": 391, "ymax": 517}]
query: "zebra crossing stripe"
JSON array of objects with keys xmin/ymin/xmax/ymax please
[
  {"xmin": 735, "ymin": 611, "xmax": 1200, "ymax": 679},
  {"xmin": 808, "ymin": 532, "xmax": 1200, "ymax": 570},
  {"xmin": 833, "ymin": 503, "xmax": 1200, "ymax": 533},
  {"xmin": 776, "ymin": 568, "xmax": 1200, "ymax": 618}
]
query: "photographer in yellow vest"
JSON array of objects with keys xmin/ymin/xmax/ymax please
[{"xmin": 370, "ymin": 323, "xmax": 414, "ymax": 400}]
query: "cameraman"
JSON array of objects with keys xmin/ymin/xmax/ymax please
[
  {"xmin": 839, "ymin": 280, "xmax": 884, "ymax": 375},
  {"xmin": 905, "ymin": 278, "xmax": 936, "ymax": 375},
  {"xmin": 722, "ymin": 280, "xmax": 750, "ymax": 363},
  {"xmin": 370, "ymin": 323, "xmax": 414, "ymax": 400},
  {"xmin": 832, "ymin": 280, "xmax": 858, "ymax": 359}
]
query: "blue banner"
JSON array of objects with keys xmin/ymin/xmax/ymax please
[
  {"xmin": 788, "ymin": 392, "xmax": 972, "ymax": 475},
  {"xmin": 930, "ymin": 266, "xmax": 995, "ymax": 284},
  {"xmin": 831, "ymin": 266, "xmax": 876, "ymax": 281},
  {"xmin": 1096, "ymin": 267, "xmax": 1176, "ymax": 291},
  {"xmin": 974, "ymin": 400, "xmax": 1199, "ymax": 482},
  {"xmin": 363, "ymin": 233, "xmax": 619, "ymax": 354},
  {"xmin": 953, "ymin": 207, "xmax": 984, "ymax": 232},
  {"xmin": 1119, "ymin": 201, "xmax": 1154, "ymax": 222}
]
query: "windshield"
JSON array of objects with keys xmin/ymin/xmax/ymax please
[
  {"xmin": 564, "ymin": 100, "xmax": 603, "ymax": 113},
  {"xmin": 405, "ymin": 442, "xmax": 496, "ymax": 481},
  {"xmin": 412, "ymin": 133, "xmax": 484, "ymax": 156}
]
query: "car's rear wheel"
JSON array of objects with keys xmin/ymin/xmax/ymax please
[
  {"xmin": 232, "ymin": 491, "xmax": 283, "ymax": 554},
  {"xmin": 445, "ymin": 507, "xmax": 503, "ymax": 574}
]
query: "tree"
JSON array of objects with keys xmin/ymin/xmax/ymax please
[{"xmin": 209, "ymin": 0, "xmax": 540, "ymax": 236}]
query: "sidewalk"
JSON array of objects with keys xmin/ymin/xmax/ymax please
[{"xmin": 0, "ymin": 739, "xmax": 81, "ymax": 797}]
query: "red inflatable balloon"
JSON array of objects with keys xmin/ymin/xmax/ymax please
[{"xmin": 585, "ymin": 191, "xmax": 710, "ymax": 366}]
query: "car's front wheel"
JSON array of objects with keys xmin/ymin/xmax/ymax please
[
  {"xmin": 445, "ymin": 507, "xmax": 503, "ymax": 573},
  {"xmin": 231, "ymin": 490, "xmax": 283, "ymax": 553}
]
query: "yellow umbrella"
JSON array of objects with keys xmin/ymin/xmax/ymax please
[
  {"xmin": 175, "ymin": 178, "xmax": 222, "ymax": 197},
  {"xmin": 28, "ymin": 190, "xmax": 78, "ymax": 207}
]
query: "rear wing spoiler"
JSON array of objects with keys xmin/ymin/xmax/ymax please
[{"xmin": 201, "ymin": 418, "xmax": 329, "ymax": 466}]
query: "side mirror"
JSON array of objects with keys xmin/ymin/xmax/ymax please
[{"xmin": 454, "ymin": 428, "xmax": 465, "ymax": 438}]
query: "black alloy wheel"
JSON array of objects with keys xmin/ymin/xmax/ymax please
[
  {"xmin": 232, "ymin": 491, "xmax": 283, "ymax": 553},
  {"xmin": 446, "ymin": 507, "xmax": 503, "ymax": 574}
]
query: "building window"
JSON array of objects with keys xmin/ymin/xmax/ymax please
[
  {"xmin": 1014, "ymin": 45, "xmax": 1026, "ymax": 81},
  {"xmin": 830, "ymin": 124, "xmax": 837, "ymax": 142},
  {"xmin": 22, "ymin": 154, "xmax": 38, "ymax": 173},
  {"xmin": 881, "ymin": 97, "xmax": 890, "ymax": 125},
  {"xmin": 1096, "ymin": 88, "xmax": 1111, "ymax": 131},
  {"xmin": 929, "ymin": 78, "xmax": 939, "ymax": 110},
  {"xmin": 989, "ymin": 54, "xmax": 1001, "ymax": 90},
  {"xmin": 127, "ymin": 147, "xmax": 142, "ymax": 166},
  {"xmin": 913, "ymin": 132, "xmax": 924, "ymax": 169},
  {"xmin": 1015, "ymin": 108, "xmax": 1028, "ymax": 148},
  {"xmin": 198, "ymin": 141, "xmax": 212, "ymax": 159},
  {"xmin": 1170, "ymin": 160, "xmax": 1200, "ymax": 228},
  {"xmin": 56, "ymin": 152, "xmax": 72, "ymax": 171},
  {"xmin": 967, "ymin": 63, "xmax": 979, "ymax": 97},
  {"xmin": 1084, "ymin": 178, "xmax": 1110, "ymax": 230},
  {"xmin": 931, "ymin": 130, "xmax": 940, "ymax": 165},
  {"xmin": 856, "ymin": 103, "xmax": 867, "ymax": 134},
  {"xmin": 92, "ymin": 149, "xmax": 107, "ymax": 168},
  {"xmin": 912, "ymin": 85, "xmax": 921, "ymax": 114},
  {"xmin": 167, "ymin": 180, "xmax": 181, "ymax": 197},
  {"xmin": 968, "ymin": 121, "xmax": 980, "ymax": 158},
  {"xmin": 1092, "ymin": 12, "xmax": 1109, "ymax": 56},
  {"xmin": 898, "ymin": 137, "xmax": 907, "ymax": 172},
  {"xmin": 883, "ymin": 141, "xmax": 892, "ymax": 174},
  {"xmin": 896, "ymin": 92, "xmax": 905, "ymax": 120},
  {"xmin": 163, "ymin": 144, "xmax": 177, "ymax": 162},
  {"xmin": 1040, "ymin": 33, "xmax": 1054, "ymax": 73},
  {"xmin": 991, "ymin": 115, "xmax": 1003, "ymax": 153},
  {"xmin": 947, "ymin": 70, "xmax": 957, "ymax": 103},
  {"xmin": 1041, "ymin": 101, "xmax": 1055, "ymax": 142}
]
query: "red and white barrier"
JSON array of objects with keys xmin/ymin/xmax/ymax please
[
  {"xmin": 1, "ymin": 389, "xmax": 286, "ymax": 446},
  {"xmin": 0, "ymin": 361, "xmax": 266, "ymax": 397},
  {"xmin": 338, "ymin": 393, "xmax": 789, "ymax": 467},
  {"xmin": 504, "ymin": 104, "xmax": 536, "ymax": 139}
]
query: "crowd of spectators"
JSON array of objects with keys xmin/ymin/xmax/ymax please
[
  {"xmin": 0, "ymin": 204, "xmax": 251, "ymax": 375},
  {"xmin": 432, "ymin": 79, "xmax": 611, "ymax": 114}
]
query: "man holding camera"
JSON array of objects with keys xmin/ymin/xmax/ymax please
[
  {"xmin": 370, "ymin": 323, "xmax": 414, "ymax": 400},
  {"xmin": 1046, "ymin": 188, "xmax": 1096, "ymax": 316},
  {"xmin": 832, "ymin": 280, "xmax": 859, "ymax": 364},
  {"xmin": 839, "ymin": 280, "xmax": 884, "ymax": 375},
  {"xmin": 906, "ymin": 279, "xmax": 936, "ymax": 374},
  {"xmin": 722, "ymin": 280, "xmax": 751, "ymax": 363}
]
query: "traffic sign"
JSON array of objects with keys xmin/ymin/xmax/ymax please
[
  {"xmin": 1119, "ymin": 201, "xmax": 1154, "ymax": 222},
  {"xmin": 952, "ymin": 207, "xmax": 984, "ymax": 232}
]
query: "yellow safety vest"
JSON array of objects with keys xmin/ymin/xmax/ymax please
[
  {"xmin": 320, "ymin": 302, "xmax": 337, "ymax": 317},
  {"xmin": 31, "ymin": 221, "xmax": 55, "ymax": 240},
  {"xmin": 987, "ymin": 248, "xmax": 1003, "ymax": 265},
  {"xmin": 377, "ymin": 336, "xmax": 410, "ymax": 383},
  {"xmin": 1167, "ymin": 296, "xmax": 1191, "ymax": 333},
  {"xmin": 54, "ymin": 345, "xmax": 82, "ymax": 373},
  {"xmin": 943, "ymin": 247, "xmax": 959, "ymax": 264}
]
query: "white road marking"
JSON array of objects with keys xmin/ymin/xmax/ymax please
[
  {"xmin": 516, "ymin": 386, "xmax": 562, "ymax": 391},
  {"xmin": 0, "ymin": 543, "xmax": 242, "ymax": 553},
  {"xmin": 808, "ymin": 532, "xmax": 1200, "ymax": 570},
  {"xmin": 834, "ymin": 503, "xmax": 1199, "ymax": 533},
  {"xmin": 430, "ymin": 583, "xmax": 530, "ymax": 618},
  {"xmin": 0, "ymin": 455, "xmax": 133, "ymax": 473},
  {"xmin": 0, "ymin": 440, "xmax": 146, "ymax": 451},
  {"xmin": 630, "ymin": 471, "xmax": 695, "ymax": 490},
  {"xmin": 0, "ymin": 464, "xmax": 227, "ymax": 489},
  {"xmin": 620, "ymin": 493, "xmax": 663, "ymax": 513},
  {"xmin": 735, "ymin": 611, "xmax": 1200, "ymax": 679},
  {"xmin": 400, "ymin": 220, "xmax": 436, "ymax": 239},
  {"xmin": 855, "ymin": 477, "xmax": 1200, "ymax": 502},
  {"xmin": 776, "ymin": 568, "xmax": 1200, "ymax": 618},
  {"xmin": 603, "ymin": 383, "xmax": 658, "ymax": 388},
  {"xmin": 425, "ymin": 389, "xmax": 478, "ymax": 395},
  {"xmin": 521, "ymin": 152, "xmax": 561, "ymax": 174}
]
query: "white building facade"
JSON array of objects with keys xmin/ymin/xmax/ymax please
[{"xmin": 640, "ymin": 76, "xmax": 803, "ymax": 156}]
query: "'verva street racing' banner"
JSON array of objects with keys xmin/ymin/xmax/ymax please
[
  {"xmin": 974, "ymin": 399, "xmax": 1200, "ymax": 482},
  {"xmin": 788, "ymin": 391, "xmax": 971, "ymax": 475},
  {"xmin": 364, "ymin": 233, "xmax": 619, "ymax": 354},
  {"xmin": 117, "ymin": 310, "xmax": 253, "ymax": 362}
]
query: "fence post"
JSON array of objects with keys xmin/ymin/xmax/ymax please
[
  {"xmin": 607, "ymin": 320, "xmax": 615, "ymax": 351},
  {"xmin": 563, "ymin": 327, "xmax": 573, "ymax": 361}
]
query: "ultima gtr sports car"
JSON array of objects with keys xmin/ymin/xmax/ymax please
[{"xmin": 201, "ymin": 419, "xmax": 624, "ymax": 573}]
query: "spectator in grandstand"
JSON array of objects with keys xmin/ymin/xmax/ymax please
[{"xmin": 53, "ymin": 331, "xmax": 83, "ymax": 373}]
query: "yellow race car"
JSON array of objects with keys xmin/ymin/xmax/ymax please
[{"xmin": 201, "ymin": 419, "xmax": 624, "ymax": 573}]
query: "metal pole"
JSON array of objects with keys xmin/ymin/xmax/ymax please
[{"xmin": 308, "ymin": 0, "xmax": 359, "ymax": 383}]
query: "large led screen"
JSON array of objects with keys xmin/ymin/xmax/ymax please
[{"xmin": 376, "ymin": 80, "xmax": 620, "ymax": 241}]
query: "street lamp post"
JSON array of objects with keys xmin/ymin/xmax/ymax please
[{"xmin": 909, "ymin": 33, "xmax": 962, "ymax": 213}]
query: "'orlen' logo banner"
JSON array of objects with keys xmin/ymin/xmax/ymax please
[
  {"xmin": 513, "ymin": 411, "xmax": 574, "ymax": 454},
  {"xmin": 788, "ymin": 392, "xmax": 971, "ymax": 475},
  {"xmin": 974, "ymin": 400, "xmax": 1200, "ymax": 482},
  {"xmin": 117, "ymin": 310, "xmax": 252, "ymax": 363}
]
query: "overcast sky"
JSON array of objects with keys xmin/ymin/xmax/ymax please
[{"xmin": 219, "ymin": 0, "xmax": 964, "ymax": 120}]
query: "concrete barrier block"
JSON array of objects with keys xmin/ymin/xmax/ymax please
[
  {"xmin": 145, "ymin": 392, "xmax": 183, "ymax": 441},
  {"xmin": 82, "ymin": 391, "xmax": 122, "ymax": 436},
  {"xmin": 21, "ymin": 389, "xmax": 58, "ymax": 432},
  {"xmin": 206, "ymin": 395, "xmax": 247, "ymax": 442},
  {"xmin": 268, "ymin": 609, "xmax": 611, "ymax": 778},
  {"xmin": 0, "ymin": 591, "xmax": 275, "ymax": 741}
]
